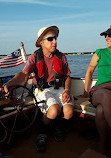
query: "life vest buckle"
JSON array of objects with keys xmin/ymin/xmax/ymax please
[{"xmin": 54, "ymin": 78, "xmax": 60, "ymax": 89}]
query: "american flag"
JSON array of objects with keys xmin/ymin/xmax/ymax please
[{"xmin": 0, "ymin": 47, "xmax": 26, "ymax": 69}]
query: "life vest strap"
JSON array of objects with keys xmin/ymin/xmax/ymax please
[{"xmin": 34, "ymin": 80, "xmax": 64, "ymax": 90}]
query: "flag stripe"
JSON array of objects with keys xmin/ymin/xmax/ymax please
[
  {"xmin": 0, "ymin": 59, "xmax": 24, "ymax": 67},
  {"xmin": 0, "ymin": 57, "xmax": 23, "ymax": 65},
  {"xmin": 0, "ymin": 55, "xmax": 12, "ymax": 61},
  {"xmin": 0, "ymin": 55, "xmax": 21, "ymax": 61},
  {"xmin": 0, "ymin": 56, "xmax": 23, "ymax": 63},
  {"xmin": 0, "ymin": 48, "xmax": 26, "ymax": 69},
  {"xmin": 0, "ymin": 61, "xmax": 24, "ymax": 69}
]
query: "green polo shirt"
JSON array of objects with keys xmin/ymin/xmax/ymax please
[{"xmin": 96, "ymin": 48, "xmax": 111, "ymax": 85}]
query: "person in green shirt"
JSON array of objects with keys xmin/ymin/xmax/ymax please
[{"xmin": 83, "ymin": 26, "xmax": 111, "ymax": 156}]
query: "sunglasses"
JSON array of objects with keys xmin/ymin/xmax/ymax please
[
  {"xmin": 105, "ymin": 34, "xmax": 111, "ymax": 38},
  {"xmin": 43, "ymin": 36, "xmax": 57, "ymax": 41}
]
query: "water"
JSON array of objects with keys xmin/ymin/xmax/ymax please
[
  {"xmin": 67, "ymin": 54, "xmax": 97, "ymax": 78},
  {"xmin": 0, "ymin": 54, "xmax": 98, "ymax": 78}
]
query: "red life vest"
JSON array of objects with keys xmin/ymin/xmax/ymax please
[{"xmin": 34, "ymin": 48, "xmax": 63, "ymax": 89}]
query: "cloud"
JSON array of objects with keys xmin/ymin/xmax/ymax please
[
  {"xmin": 0, "ymin": 11, "xmax": 99, "ymax": 26},
  {"xmin": 0, "ymin": 0, "xmax": 84, "ymax": 8},
  {"xmin": 0, "ymin": 0, "xmax": 54, "ymax": 6}
]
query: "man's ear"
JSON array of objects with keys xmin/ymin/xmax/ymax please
[{"xmin": 40, "ymin": 40, "xmax": 43, "ymax": 46}]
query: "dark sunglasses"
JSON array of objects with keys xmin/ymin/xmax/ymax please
[
  {"xmin": 43, "ymin": 36, "xmax": 57, "ymax": 41},
  {"xmin": 105, "ymin": 34, "xmax": 111, "ymax": 38}
]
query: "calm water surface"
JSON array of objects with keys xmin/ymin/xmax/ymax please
[
  {"xmin": 67, "ymin": 55, "xmax": 97, "ymax": 78},
  {"xmin": 0, "ymin": 55, "xmax": 97, "ymax": 78}
]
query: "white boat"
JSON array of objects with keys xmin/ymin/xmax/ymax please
[
  {"xmin": 70, "ymin": 77, "xmax": 97, "ymax": 118},
  {"xmin": 1, "ymin": 75, "xmax": 109, "ymax": 158},
  {"xmin": 0, "ymin": 76, "xmax": 97, "ymax": 127}
]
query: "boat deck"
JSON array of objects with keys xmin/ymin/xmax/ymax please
[
  {"xmin": 0, "ymin": 77, "xmax": 110, "ymax": 158},
  {"xmin": 0, "ymin": 115, "xmax": 109, "ymax": 158}
]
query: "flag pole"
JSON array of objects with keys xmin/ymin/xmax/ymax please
[
  {"xmin": 20, "ymin": 42, "xmax": 29, "ymax": 85},
  {"xmin": 20, "ymin": 42, "xmax": 28, "ymax": 60}
]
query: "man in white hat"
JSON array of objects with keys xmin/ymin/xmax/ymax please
[{"xmin": 3, "ymin": 26, "xmax": 74, "ymax": 152}]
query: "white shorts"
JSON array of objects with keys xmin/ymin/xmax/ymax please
[{"xmin": 33, "ymin": 87, "xmax": 74, "ymax": 114}]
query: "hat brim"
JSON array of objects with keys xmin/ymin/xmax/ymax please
[
  {"xmin": 36, "ymin": 26, "xmax": 59, "ymax": 47},
  {"xmin": 100, "ymin": 31, "xmax": 107, "ymax": 36},
  {"xmin": 100, "ymin": 28, "xmax": 111, "ymax": 36}
]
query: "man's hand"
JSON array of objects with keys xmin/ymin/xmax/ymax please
[
  {"xmin": 62, "ymin": 90, "xmax": 71, "ymax": 104},
  {"xmin": 0, "ymin": 83, "xmax": 10, "ymax": 98},
  {"xmin": 2, "ymin": 83, "xmax": 10, "ymax": 97},
  {"xmin": 0, "ymin": 84, "xmax": 3, "ymax": 97}
]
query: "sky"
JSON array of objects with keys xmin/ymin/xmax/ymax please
[{"xmin": 0, "ymin": 0, "xmax": 111, "ymax": 55}]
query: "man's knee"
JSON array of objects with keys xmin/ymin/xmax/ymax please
[
  {"xmin": 47, "ymin": 104, "xmax": 61, "ymax": 119},
  {"xmin": 63, "ymin": 104, "xmax": 74, "ymax": 119}
]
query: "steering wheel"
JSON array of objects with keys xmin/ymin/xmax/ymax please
[
  {"xmin": 0, "ymin": 85, "xmax": 43, "ymax": 133},
  {"xmin": 0, "ymin": 127, "xmax": 8, "ymax": 144}
]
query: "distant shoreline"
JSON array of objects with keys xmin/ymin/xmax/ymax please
[
  {"xmin": 0, "ymin": 52, "xmax": 94, "ymax": 57},
  {"xmin": 64, "ymin": 52, "xmax": 94, "ymax": 55}
]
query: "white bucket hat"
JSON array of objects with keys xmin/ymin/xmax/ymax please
[{"xmin": 36, "ymin": 26, "xmax": 59, "ymax": 47}]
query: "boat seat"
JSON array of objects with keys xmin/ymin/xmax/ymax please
[
  {"xmin": 74, "ymin": 97, "xmax": 96, "ymax": 118},
  {"xmin": 24, "ymin": 96, "xmax": 96, "ymax": 118}
]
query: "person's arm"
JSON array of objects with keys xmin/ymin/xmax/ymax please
[
  {"xmin": 3, "ymin": 71, "xmax": 29, "ymax": 94},
  {"xmin": 64, "ymin": 75, "xmax": 71, "ymax": 91},
  {"xmin": 62, "ymin": 75, "xmax": 71, "ymax": 104},
  {"xmin": 84, "ymin": 53, "xmax": 98, "ymax": 97},
  {"xmin": 61, "ymin": 53, "xmax": 72, "ymax": 103}
]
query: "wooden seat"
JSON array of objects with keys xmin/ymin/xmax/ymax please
[{"xmin": 74, "ymin": 97, "xmax": 96, "ymax": 118}]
